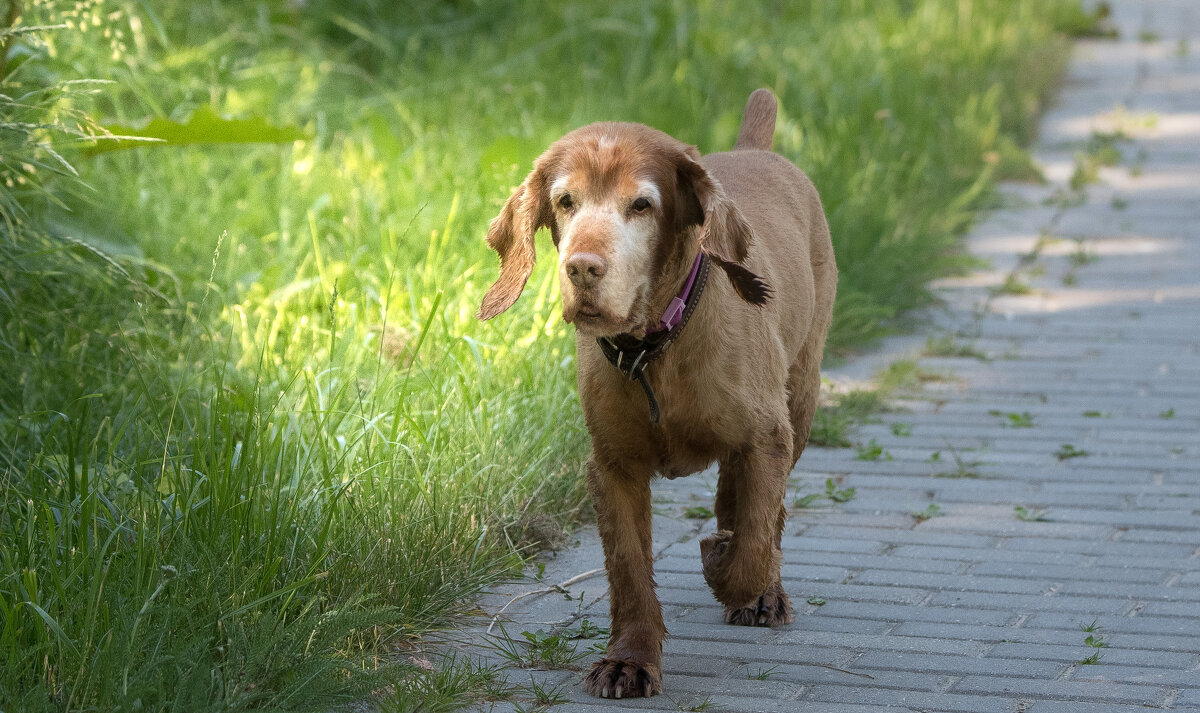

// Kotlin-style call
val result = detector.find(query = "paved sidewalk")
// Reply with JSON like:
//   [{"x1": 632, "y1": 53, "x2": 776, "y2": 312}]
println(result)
[{"x1": 465, "y1": 2, "x2": 1200, "y2": 710}]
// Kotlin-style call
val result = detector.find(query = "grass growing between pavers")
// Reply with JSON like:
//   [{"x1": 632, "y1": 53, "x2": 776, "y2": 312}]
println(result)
[{"x1": 1, "y1": 0, "x2": 1096, "y2": 709}]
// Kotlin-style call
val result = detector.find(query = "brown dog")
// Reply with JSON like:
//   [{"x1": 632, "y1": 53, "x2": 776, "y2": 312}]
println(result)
[{"x1": 478, "y1": 89, "x2": 836, "y2": 698}]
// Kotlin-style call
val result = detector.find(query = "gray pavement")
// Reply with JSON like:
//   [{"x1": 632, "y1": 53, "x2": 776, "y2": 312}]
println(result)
[{"x1": 463, "y1": 2, "x2": 1200, "y2": 710}]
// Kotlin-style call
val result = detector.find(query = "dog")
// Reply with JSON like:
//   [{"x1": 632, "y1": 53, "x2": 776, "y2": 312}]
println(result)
[{"x1": 478, "y1": 89, "x2": 837, "y2": 698}]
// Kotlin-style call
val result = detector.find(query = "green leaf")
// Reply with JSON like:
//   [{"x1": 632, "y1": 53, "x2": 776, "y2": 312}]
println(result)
[{"x1": 87, "y1": 105, "x2": 308, "y2": 154}]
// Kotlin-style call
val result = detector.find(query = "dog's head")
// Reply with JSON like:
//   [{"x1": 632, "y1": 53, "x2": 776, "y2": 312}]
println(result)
[{"x1": 477, "y1": 122, "x2": 769, "y2": 335}]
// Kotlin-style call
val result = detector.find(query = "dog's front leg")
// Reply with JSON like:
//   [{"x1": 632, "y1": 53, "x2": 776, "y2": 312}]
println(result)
[
  {"x1": 582, "y1": 455, "x2": 663, "y2": 699},
  {"x1": 700, "y1": 423, "x2": 792, "y2": 614}
]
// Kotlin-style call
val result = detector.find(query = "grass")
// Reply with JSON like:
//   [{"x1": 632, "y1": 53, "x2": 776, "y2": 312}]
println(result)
[{"x1": 2, "y1": 0, "x2": 1083, "y2": 709}]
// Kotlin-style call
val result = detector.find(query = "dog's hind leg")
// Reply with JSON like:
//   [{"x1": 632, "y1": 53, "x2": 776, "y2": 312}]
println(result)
[{"x1": 582, "y1": 456, "x2": 664, "y2": 699}]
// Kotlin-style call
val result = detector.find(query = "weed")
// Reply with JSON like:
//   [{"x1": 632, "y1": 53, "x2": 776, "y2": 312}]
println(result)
[
  {"x1": 527, "y1": 675, "x2": 568, "y2": 706},
  {"x1": 1055, "y1": 444, "x2": 1090, "y2": 461},
  {"x1": 1111, "y1": 195, "x2": 1128, "y2": 210},
  {"x1": 562, "y1": 619, "x2": 609, "y2": 640},
  {"x1": 891, "y1": 422, "x2": 913, "y2": 437},
  {"x1": 489, "y1": 626, "x2": 588, "y2": 670},
  {"x1": 807, "y1": 597, "x2": 827, "y2": 606},
  {"x1": 384, "y1": 655, "x2": 504, "y2": 713},
  {"x1": 1069, "y1": 239, "x2": 1098, "y2": 267},
  {"x1": 1051, "y1": 1, "x2": 1117, "y2": 38},
  {"x1": 1077, "y1": 623, "x2": 1108, "y2": 665},
  {"x1": 932, "y1": 442, "x2": 983, "y2": 479},
  {"x1": 794, "y1": 491, "x2": 826, "y2": 509},
  {"x1": 1160, "y1": 408, "x2": 1175, "y2": 419},
  {"x1": 1138, "y1": 29, "x2": 1161, "y2": 42},
  {"x1": 684, "y1": 506, "x2": 715, "y2": 520},
  {"x1": 810, "y1": 389, "x2": 886, "y2": 448},
  {"x1": 1083, "y1": 410, "x2": 1109, "y2": 418},
  {"x1": 1062, "y1": 270, "x2": 1078, "y2": 286},
  {"x1": 747, "y1": 664, "x2": 780, "y2": 680},
  {"x1": 1014, "y1": 506, "x2": 1050, "y2": 521},
  {"x1": 924, "y1": 335, "x2": 989, "y2": 360},
  {"x1": 826, "y1": 478, "x2": 857, "y2": 503},
  {"x1": 993, "y1": 273, "x2": 1033, "y2": 296},
  {"x1": 991, "y1": 410, "x2": 1036, "y2": 428},
  {"x1": 855, "y1": 438, "x2": 893, "y2": 462},
  {"x1": 912, "y1": 503, "x2": 942, "y2": 523},
  {"x1": 794, "y1": 478, "x2": 855, "y2": 509}
]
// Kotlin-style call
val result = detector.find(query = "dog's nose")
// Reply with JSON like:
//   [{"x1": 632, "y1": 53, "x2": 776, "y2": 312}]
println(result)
[{"x1": 565, "y1": 253, "x2": 608, "y2": 289}]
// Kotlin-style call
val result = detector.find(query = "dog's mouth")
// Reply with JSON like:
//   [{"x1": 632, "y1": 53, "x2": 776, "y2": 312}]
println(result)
[{"x1": 564, "y1": 302, "x2": 639, "y2": 337}]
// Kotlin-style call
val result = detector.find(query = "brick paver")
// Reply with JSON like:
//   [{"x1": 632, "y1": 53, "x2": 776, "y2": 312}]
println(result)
[{"x1": 465, "y1": 2, "x2": 1200, "y2": 710}]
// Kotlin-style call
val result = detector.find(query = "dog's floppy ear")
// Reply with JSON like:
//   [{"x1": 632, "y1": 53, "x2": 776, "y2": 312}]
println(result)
[
  {"x1": 677, "y1": 155, "x2": 771, "y2": 305},
  {"x1": 477, "y1": 161, "x2": 553, "y2": 320}
]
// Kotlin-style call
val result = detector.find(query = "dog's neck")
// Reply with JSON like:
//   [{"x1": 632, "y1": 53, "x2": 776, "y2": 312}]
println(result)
[{"x1": 639, "y1": 233, "x2": 702, "y2": 337}]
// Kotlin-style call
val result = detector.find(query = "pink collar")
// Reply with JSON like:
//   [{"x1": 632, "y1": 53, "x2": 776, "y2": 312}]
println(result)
[{"x1": 649, "y1": 251, "x2": 704, "y2": 333}]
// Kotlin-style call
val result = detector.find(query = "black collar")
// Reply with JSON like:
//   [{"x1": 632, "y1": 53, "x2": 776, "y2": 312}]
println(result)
[{"x1": 596, "y1": 253, "x2": 711, "y2": 423}]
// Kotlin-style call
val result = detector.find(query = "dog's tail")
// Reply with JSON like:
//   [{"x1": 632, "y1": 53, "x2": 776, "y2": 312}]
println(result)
[{"x1": 733, "y1": 88, "x2": 777, "y2": 151}]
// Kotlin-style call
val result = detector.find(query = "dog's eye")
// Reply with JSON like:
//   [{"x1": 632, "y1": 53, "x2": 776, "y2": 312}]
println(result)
[
  {"x1": 631, "y1": 197, "x2": 651, "y2": 213},
  {"x1": 558, "y1": 194, "x2": 574, "y2": 211}
]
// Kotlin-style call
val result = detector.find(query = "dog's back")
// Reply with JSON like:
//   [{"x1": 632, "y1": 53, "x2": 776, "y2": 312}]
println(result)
[{"x1": 701, "y1": 92, "x2": 837, "y2": 364}]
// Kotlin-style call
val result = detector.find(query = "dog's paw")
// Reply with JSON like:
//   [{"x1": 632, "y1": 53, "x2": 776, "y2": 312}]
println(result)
[
  {"x1": 583, "y1": 658, "x2": 661, "y2": 698},
  {"x1": 724, "y1": 580, "x2": 794, "y2": 627},
  {"x1": 699, "y1": 530, "x2": 732, "y2": 577}
]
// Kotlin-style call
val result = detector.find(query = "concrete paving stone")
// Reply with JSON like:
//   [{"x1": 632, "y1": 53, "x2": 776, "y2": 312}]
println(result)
[
  {"x1": 655, "y1": 557, "x2": 853, "y2": 585},
  {"x1": 1026, "y1": 611, "x2": 1200, "y2": 637},
  {"x1": 1000, "y1": 538, "x2": 1196, "y2": 559},
  {"x1": 887, "y1": 544, "x2": 1069, "y2": 566},
  {"x1": 771, "y1": 630, "x2": 989, "y2": 657},
  {"x1": 658, "y1": 582, "x2": 930, "y2": 609},
  {"x1": 797, "y1": 526, "x2": 999, "y2": 550},
  {"x1": 951, "y1": 675, "x2": 1165, "y2": 705},
  {"x1": 1176, "y1": 687, "x2": 1200, "y2": 708},
  {"x1": 850, "y1": 569, "x2": 1054, "y2": 595},
  {"x1": 1025, "y1": 702, "x2": 1190, "y2": 713},
  {"x1": 809, "y1": 600, "x2": 1016, "y2": 627},
  {"x1": 969, "y1": 561, "x2": 1171, "y2": 584},
  {"x1": 890, "y1": 620, "x2": 1200, "y2": 655},
  {"x1": 1071, "y1": 664, "x2": 1200, "y2": 687},
  {"x1": 1058, "y1": 578, "x2": 1200, "y2": 602},
  {"x1": 928, "y1": 591, "x2": 1132, "y2": 615},
  {"x1": 663, "y1": 639, "x2": 858, "y2": 669},
  {"x1": 781, "y1": 549, "x2": 968, "y2": 575},
  {"x1": 668, "y1": 611, "x2": 895, "y2": 635},
  {"x1": 802, "y1": 684, "x2": 1019, "y2": 713},
  {"x1": 986, "y1": 642, "x2": 1198, "y2": 669},
  {"x1": 775, "y1": 535, "x2": 890, "y2": 554},
  {"x1": 1137, "y1": 599, "x2": 1200, "y2": 618},
  {"x1": 852, "y1": 650, "x2": 1066, "y2": 679},
  {"x1": 667, "y1": 658, "x2": 949, "y2": 693}
]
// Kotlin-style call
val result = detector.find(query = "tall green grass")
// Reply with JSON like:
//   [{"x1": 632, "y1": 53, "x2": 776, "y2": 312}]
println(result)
[{"x1": 2, "y1": 0, "x2": 1086, "y2": 709}]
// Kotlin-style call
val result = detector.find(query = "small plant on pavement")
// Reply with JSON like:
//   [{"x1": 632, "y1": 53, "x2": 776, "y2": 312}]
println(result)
[
  {"x1": 1014, "y1": 506, "x2": 1050, "y2": 522},
  {"x1": 912, "y1": 503, "x2": 942, "y2": 523},
  {"x1": 991, "y1": 410, "x2": 1035, "y2": 428},
  {"x1": 1055, "y1": 444, "x2": 1090, "y2": 461},
  {"x1": 855, "y1": 438, "x2": 892, "y2": 461}
]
